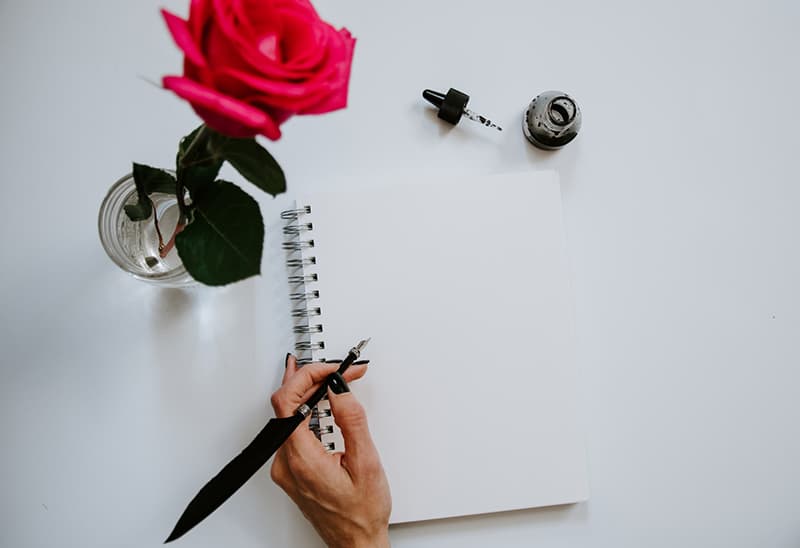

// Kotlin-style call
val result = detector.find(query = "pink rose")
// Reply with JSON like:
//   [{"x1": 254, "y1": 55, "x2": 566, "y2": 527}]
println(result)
[{"x1": 161, "y1": 0, "x2": 356, "y2": 140}]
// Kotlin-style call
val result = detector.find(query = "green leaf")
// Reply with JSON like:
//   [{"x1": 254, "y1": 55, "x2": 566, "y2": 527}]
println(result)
[
  {"x1": 212, "y1": 136, "x2": 286, "y2": 196},
  {"x1": 178, "y1": 125, "x2": 206, "y2": 158},
  {"x1": 176, "y1": 125, "x2": 222, "y2": 193},
  {"x1": 175, "y1": 180, "x2": 264, "y2": 286},
  {"x1": 136, "y1": 163, "x2": 176, "y2": 194},
  {"x1": 124, "y1": 201, "x2": 151, "y2": 221},
  {"x1": 123, "y1": 163, "x2": 176, "y2": 221}
]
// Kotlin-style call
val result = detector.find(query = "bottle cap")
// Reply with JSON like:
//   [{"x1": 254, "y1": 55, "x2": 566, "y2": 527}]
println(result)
[{"x1": 523, "y1": 91, "x2": 582, "y2": 150}]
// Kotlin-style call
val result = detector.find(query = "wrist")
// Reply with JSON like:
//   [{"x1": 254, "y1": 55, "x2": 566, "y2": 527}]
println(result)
[
  {"x1": 352, "y1": 529, "x2": 390, "y2": 548},
  {"x1": 329, "y1": 527, "x2": 390, "y2": 548}
]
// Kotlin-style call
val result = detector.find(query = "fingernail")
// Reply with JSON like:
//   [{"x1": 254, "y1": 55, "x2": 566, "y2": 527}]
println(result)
[
  {"x1": 353, "y1": 359, "x2": 370, "y2": 365},
  {"x1": 285, "y1": 353, "x2": 291, "y2": 368},
  {"x1": 328, "y1": 372, "x2": 350, "y2": 394},
  {"x1": 326, "y1": 359, "x2": 343, "y2": 364}
]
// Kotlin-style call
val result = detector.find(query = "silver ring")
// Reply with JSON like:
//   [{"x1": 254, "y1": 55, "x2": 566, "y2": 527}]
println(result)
[
  {"x1": 293, "y1": 324, "x2": 323, "y2": 334},
  {"x1": 288, "y1": 274, "x2": 318, "y2": 284},
  {"x1": 296, "y1": 404, "x2": 311, "y2": 417},
  {"x1": 286, "y1": 257, "x2": 316, "y2": 268},
  {"x1": 280, "y1": 206, "x2": 311, "y2": 220},
  {"x1": 291, "y1": 307, "x2": 321, "y2": 318},
  {"x1": 289, "y1": 290, "x2": 319, "y2": 301},
  {"x1": 312, "y1": 408, "x2": 332, "y2": 418},
  {"x1": 317, "y1": 425, "x2": 334, "y2": 434},
  {"x1": 295, "y1": 341, "x2": 325, "y2": 351},
  {"x1": 282, "y1": 240, "x2": 314, "y2": 251},
  {"x1": 283, "y1": 223, "x2": 313, "y2": 235},
  {"x1": 323, "y1": 442, "x2": 335, "y2": 451}
]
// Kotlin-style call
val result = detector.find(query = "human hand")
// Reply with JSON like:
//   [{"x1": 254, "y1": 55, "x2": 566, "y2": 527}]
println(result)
[{"x1": 270, "y1": 355, "x2": 392, "y2": 548}]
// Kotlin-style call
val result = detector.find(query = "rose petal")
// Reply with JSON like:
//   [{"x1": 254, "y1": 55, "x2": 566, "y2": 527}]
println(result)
[
  {"x1": 209, "y1": 24, "x2": 354, "y2": 114},
  {"x1": 226, "y1": 0, "x2": 329, "y2": 78},
  {"x1": 163, "y1": 75, "x2": 281, "y2": 139},
  {"x1": 161, "y1": 9, "x2": 207, "y2": 68},
  {"x1": 272, "y1": 12, "x2": 324, "y2": 68},
  {"x1": 204, "y1": 12, "x2": 310, "y2": 81},
  {"x1": 217, "y1": 66, "x2": 332, "y2": 99},
  {"x1": 299, "y1": 30, "x2": 356, "y2": 114},
  {"x1": 187, "y1": 0, "x2": 213, "y2": 44}
]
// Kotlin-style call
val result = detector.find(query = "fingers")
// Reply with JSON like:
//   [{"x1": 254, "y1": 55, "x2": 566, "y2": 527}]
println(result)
[
  {"x1": 327, "y1": 389, "x2": 381, "y2": 475},
  {"x1": 280, "y1": 355, "x2": 368, "y2": 386},
  {"x1": 283, "y1": 415, "x2": 328, "y2": 459},
  {"x1": 281, "y1": 353, "x2": 298, "y2": 385},
  {"x1": 271, "y1": 361, "x2": 337, "y2": 416},
  {"x1": 342, "y1": 363, "x2": 367, "y2": 383}
]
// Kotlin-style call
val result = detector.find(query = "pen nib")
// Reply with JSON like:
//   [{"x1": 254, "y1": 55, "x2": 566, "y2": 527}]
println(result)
[{"x1": 356, "y1": 338, "x2": 371, "y2": 352}]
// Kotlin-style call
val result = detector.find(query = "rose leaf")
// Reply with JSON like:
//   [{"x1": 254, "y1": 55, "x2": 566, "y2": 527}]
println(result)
[
  {"x1": 175, "y1": 180, "x2": 264, "y2": 286},
  {"x1": 123, "y1": 163, "x2": 176, "y2": 221},
  {"x1": 213, "y1": 137, "x2": 286, "y2": 197}
]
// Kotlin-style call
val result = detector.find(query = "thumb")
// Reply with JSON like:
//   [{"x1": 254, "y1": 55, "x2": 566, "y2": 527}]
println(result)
[{"x1": 328, "y1": 387, "x2": 379, "y2": 473}]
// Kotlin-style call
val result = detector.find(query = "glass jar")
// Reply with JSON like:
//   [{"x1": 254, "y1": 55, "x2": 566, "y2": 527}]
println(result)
[{"x1": 98, "y1": 173, "x2": 195, "y2": 287}]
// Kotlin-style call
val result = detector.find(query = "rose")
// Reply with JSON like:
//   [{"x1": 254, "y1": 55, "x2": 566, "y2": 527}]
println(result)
[{"x1": 161, "y1": 0, "x2": 356, "y2": 140}]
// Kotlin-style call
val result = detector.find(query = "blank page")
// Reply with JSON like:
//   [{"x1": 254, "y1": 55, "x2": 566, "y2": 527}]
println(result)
[{"x1": 297, "y1": 171, "x2": 587, "y2": 523}]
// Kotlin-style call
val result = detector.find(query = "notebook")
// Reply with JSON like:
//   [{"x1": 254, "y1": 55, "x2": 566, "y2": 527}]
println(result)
[{"x1": 281, "y1": 171, "x2": 587, "y2": 524}]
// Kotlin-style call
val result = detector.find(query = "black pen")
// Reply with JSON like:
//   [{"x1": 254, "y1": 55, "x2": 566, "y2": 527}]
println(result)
[
  {"x1": 299, "y1": 339, "x2": 370, "y2": 406},
  {"x1": 166, "y1": 338, "x2": 371, "y2": 543}
]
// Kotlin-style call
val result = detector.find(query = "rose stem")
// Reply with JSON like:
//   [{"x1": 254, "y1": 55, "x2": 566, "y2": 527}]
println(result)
[
  {"x1": 160, "y1": 124, "x2": 211, "y2": 258},
  {"x1": 151, "y1": 198, "x2": 165, "y2": 251},
  {"x1": 159, "y1": 222, "x2": 185, "y2": 258}
]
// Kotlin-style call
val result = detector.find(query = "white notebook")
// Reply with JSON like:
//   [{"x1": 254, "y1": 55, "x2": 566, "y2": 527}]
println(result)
[{"x1": 281, "y1": 171, "x2": 587, "y2": 523}]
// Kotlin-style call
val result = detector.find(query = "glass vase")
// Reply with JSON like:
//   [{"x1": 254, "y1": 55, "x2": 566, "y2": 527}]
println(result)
[{"x1": 98, "y1": 173, "x2": 195, "y2": 287}]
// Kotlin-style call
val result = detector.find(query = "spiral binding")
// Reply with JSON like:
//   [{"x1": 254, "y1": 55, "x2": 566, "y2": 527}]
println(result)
[
  {"x1": 282, "y1": 205, "x2": 323, "y2": 365},
  {"x1": 283, "y1": 204, "x2": 345, "y2": 453}
]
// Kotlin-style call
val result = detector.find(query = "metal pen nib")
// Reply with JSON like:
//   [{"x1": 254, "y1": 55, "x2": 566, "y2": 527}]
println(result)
[{"x1": 352, "y1": 338, "x2": 371, "y2": 358}]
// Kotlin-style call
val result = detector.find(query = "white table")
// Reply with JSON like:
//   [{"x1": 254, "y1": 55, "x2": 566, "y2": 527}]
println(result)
[{"x1": 2, "y1": 1, "x2": 799, "y2": 546}]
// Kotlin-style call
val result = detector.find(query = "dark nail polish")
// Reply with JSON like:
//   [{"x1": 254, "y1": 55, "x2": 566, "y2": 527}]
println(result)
[
  {"x1": 328, "y1": 372, "x2": 350, "y2": 394},
  {"x1": 326, "y1": 359, "x2": 343, "y2": 364},
  {"x1": 353, "y1": 359, "x2": 370, "y2": 365},
  {"x1": 285, "y1": 353, "x2": 291, "y2": 368}
]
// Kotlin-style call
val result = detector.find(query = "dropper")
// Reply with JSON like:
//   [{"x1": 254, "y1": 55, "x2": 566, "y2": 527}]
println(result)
[{"x1": 423, "y1": 88, "x2": 502, "y2": 131}]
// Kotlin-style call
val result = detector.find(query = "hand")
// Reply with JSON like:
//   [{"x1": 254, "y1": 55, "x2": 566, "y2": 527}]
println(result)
[{"x1": 270, "y1": 355, "x2": 392, "y2": 548}]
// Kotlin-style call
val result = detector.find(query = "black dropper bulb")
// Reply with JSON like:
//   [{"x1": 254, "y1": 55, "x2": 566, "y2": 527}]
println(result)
[
  {"x1": 422, "y1": 88, "x2": 469, "y2": 124},
  {"x1": 422, "y1": 89, "x2": 446, "y2": 108}
]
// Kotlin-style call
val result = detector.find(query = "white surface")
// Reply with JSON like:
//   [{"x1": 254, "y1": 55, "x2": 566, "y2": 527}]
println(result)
[
  {"x1": 298, "y1": 172, "x2": 587, "y2": 523},
  {"x1": 0, "y1": 1, "x2": 798, "y2": 547}
]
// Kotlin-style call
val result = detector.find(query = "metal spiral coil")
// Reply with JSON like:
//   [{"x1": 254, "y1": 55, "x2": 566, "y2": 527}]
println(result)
[
  {"x1": 286, "y1": 257, "x2": 316, "y2": 268},
  {"x1": 312, "y1": 408, "x2": 333, "y2": 418},
  {"x1": 295, "y1": 341, "x2": 325, "y2": 351},
  {"x1": 280, "y1": 206, "x2": 311, "y2": 220},
  {"x1": 293, "y1": 324, "x2": 323, "y2": 334},
  {"x1": 290, "y1": 290, "x2": 320, "y2": 301},
  {"x1": 291, "y1": 307, "x2": 321, "y2": 318},
  {"x1": 283, "y1": 223, "x2": 313, "y2": 235},
  {"x1": 288, "y1": 273, "x2": 318, "y2": 284},
  {"x1": 282, "y1": 240, "x2": 314, "y2": 251}
]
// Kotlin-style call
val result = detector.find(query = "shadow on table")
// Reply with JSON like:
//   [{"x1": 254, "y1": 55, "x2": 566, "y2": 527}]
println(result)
[{"x1": 390, "y1": 502, "x2": 589, "y2": 541}]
